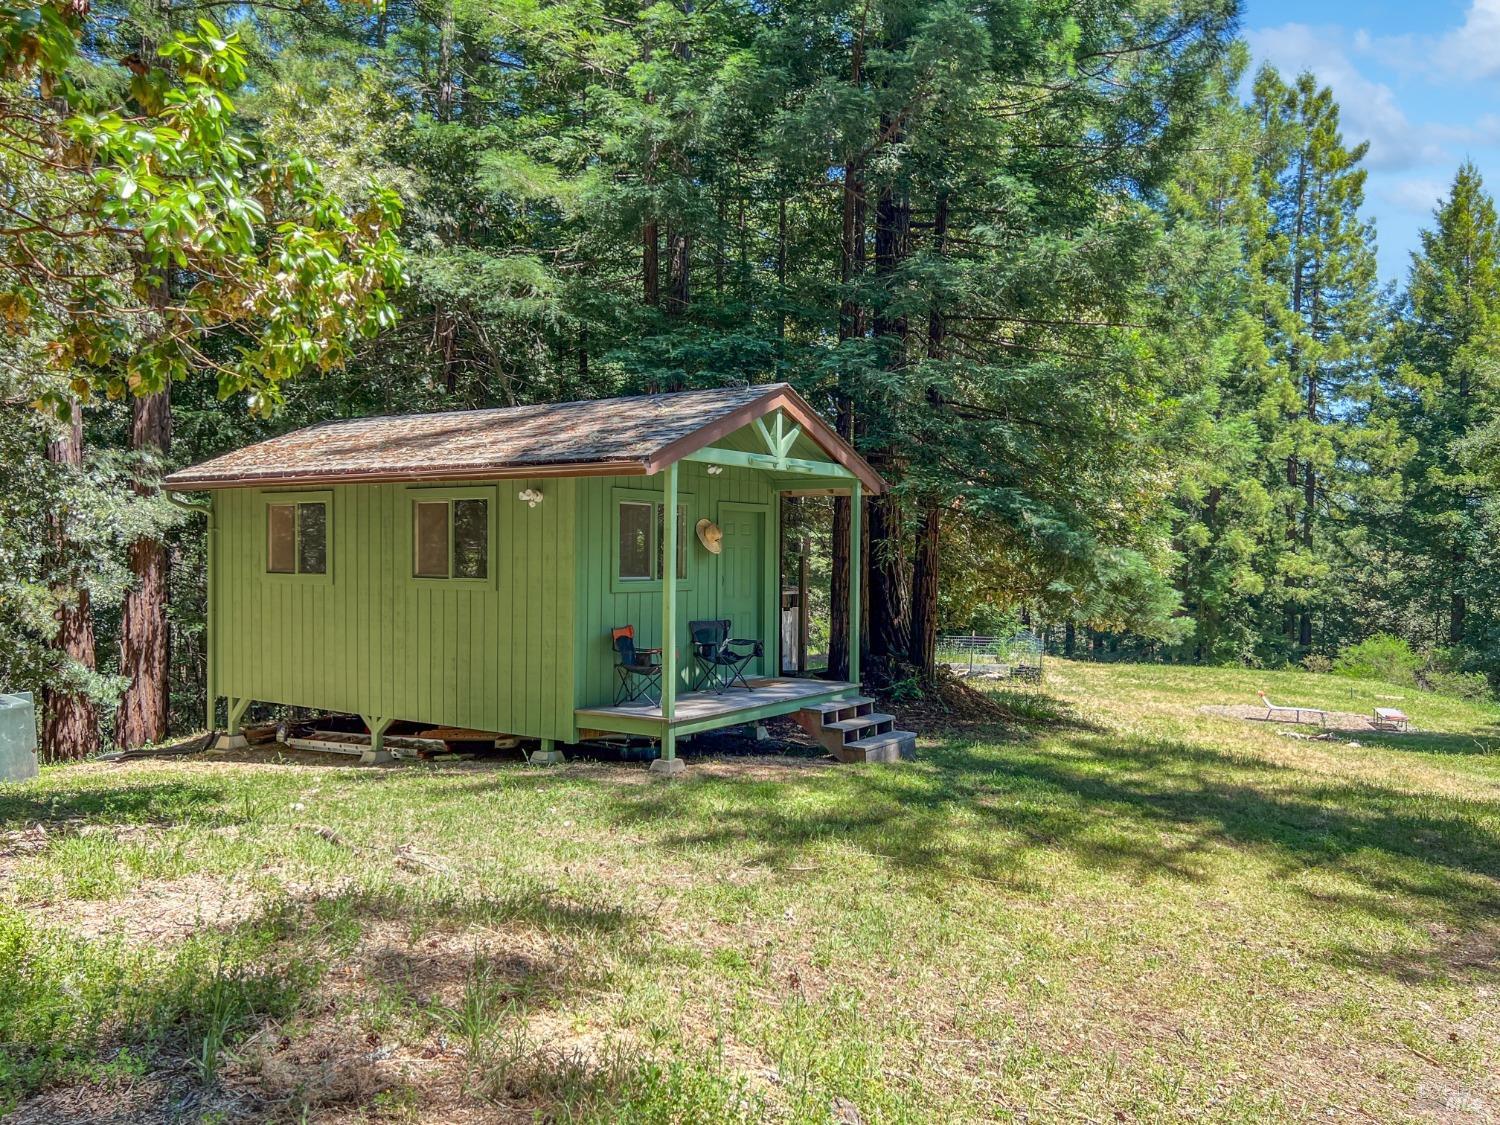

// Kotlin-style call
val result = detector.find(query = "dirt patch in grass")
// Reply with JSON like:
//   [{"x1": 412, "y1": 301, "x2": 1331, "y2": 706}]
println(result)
[
  {"x1": 220, "y1": 913, "x2": 630, "y2": 1122},
  {"x1": 1200, "y1": 703, "x2": 1404, "y2": 733},
  {"x1": 23, "y1": 873, "x2": 266, "y2": 943},
  {"x1": 3, "y1": 1065, "x2": 240, "y2": 1125}
]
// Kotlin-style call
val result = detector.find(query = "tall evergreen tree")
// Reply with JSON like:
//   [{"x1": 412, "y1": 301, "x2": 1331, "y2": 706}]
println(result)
[
  {"x1": 1385, "y1": 163, "x2": 1500, "y2": 658},
  {"x1": 1251, "y1": 68, "x2": 1382, "y2": 656}
]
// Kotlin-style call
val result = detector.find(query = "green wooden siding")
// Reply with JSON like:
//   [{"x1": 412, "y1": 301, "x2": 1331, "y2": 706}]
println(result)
[
  {"x1": 212, "y1": 476, "x2": 577, "y2": 741},
  {"x1": 208, "y1": 423, "x2": 803, "y2": 743},
  {"x1": 572, "y1": 460, "x2": 781, "y2": 715}
]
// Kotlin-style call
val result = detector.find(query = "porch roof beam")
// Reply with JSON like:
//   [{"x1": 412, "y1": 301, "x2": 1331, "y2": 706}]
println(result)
[
  {"x1": 753, "y1": 413, "x2": 804, "y2": 469},
  {"x1": 682, "y1": 446, "x2": 853, "y2": 478}
]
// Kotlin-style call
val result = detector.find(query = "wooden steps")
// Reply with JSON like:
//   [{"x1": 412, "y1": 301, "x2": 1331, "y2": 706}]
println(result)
[{"x1": 792, "y1": 697, "x2": 916, "y2": 763}]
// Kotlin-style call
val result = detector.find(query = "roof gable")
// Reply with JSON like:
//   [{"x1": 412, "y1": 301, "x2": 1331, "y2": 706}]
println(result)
[{"x1": 163, "y1": 384, "x2": 884, "y2": 493}]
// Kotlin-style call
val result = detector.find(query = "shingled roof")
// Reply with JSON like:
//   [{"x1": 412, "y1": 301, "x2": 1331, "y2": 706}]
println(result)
[{"x1": 163, "y1": 383, "x2": 884, "y2": 492}]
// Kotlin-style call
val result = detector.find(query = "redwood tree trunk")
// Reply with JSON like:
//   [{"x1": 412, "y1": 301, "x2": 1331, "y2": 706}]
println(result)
[
  {"x1": 829, "y1": 496, "x2": 851, "y2": 680},
  {"x1": 907, "y1": 505, "x2": 941, "y2": 676},
  {"x1": 643, "y1": 218, "x2": 659, "y2": 309},
  {"x1": 864, "y1": 160, "x2": 912, "y2": 670},
  {"x1": 666, "y1": 226, "x2": 690, "y2": 317},
  {"x1": 866, "y1": 492, "x2": 909, "y2": 664},
  {"x1": 116, "y1": 389, "x2": 171, "y2": 749},
  {"x1": 42, "y1": 401, "x2": 100, "y2": 762},
  {"x1": 1451, "y1": 546, "x2": 1466, "y2": 645},
  {"x1": 828, "y1": 93, "x2": 866, "y2": 681},
  {"x1": 828, "y1": 400, "x2": 855, "y2": 681},
  {"x1": 906, "y1": 191, "x2": 948, "y2": 681}
]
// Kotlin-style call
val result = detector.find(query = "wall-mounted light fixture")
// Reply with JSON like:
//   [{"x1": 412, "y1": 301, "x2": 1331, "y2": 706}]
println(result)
[
  {"x1": 518, "y1": 487, "x2": 544, "y2": 508},
  {"x1": 706, "y1": 465, "x2": 724, "y2": 476}
]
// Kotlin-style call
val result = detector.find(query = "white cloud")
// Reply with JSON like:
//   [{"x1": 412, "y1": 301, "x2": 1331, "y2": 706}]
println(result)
[
  {"x1": 1431, "y1": 0, "x2": 1500, "y2": 80},
  {"x1": 1380, "y1": 177, "x2": 1449, "y2": 215},
  {"x1": 1353, "y1": 0, "x2": 1500, "y2": 83},
  {"x1": 1245, "y1": 23, "x2": 1448, "y2": 172}
]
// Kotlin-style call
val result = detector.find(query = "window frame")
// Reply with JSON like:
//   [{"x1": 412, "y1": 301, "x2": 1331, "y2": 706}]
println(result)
[
  {"x1": 402, "y1": 484, "x2": 498, "y2": 589},
  {"x1": 259, "y1": 490, "x2": 334, "y2": 586},
  {"x1": 610, "y1": 486, "x2": 695, "y2": 594}
]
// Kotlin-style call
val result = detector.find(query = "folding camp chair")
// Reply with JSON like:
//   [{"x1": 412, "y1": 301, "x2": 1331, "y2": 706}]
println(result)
[
  {"x1": 611, "y1": 626, "x2": 663, "y2": 705},
  {"x1": 688, "y1": 619, "x2": 763, "y2": 693}
]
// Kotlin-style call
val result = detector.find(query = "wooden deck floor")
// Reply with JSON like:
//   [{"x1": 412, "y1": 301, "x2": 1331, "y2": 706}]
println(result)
[{"x1": 575, "y1": 677, "x2": 859, "y2": 738}]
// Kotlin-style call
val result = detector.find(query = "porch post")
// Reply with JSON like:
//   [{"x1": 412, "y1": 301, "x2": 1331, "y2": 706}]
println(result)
[
  {"x1": 849, "y1": 479, "x2": 863, "y2": 685},
  {"x1": 205, "y1": 497, "x2": 217, "y2": 733},
  {"x1": 653, "y1": 462, "x2": 683, "y2": 772}
]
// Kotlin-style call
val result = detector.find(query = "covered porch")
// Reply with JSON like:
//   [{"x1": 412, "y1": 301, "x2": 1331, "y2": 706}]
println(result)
[
  {"x1": 576, "y1": 676, "x2": 862, "y2": 740},
  {"x1": 605, "y1": 404, "x2": 874, "y2": 773}
]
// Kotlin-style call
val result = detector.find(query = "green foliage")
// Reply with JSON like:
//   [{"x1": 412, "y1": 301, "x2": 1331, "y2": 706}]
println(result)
[
  {"x1": 1422, "y1": 668, "x2": 1493, "y2": 702},
  {"x1": 12, "y1": 0, "x2": 1500, "y2": 746},
  {"x1": 1331, "y1": 633, "x2": 1421, "y2": 685},
  {"x1": 1161, "y1": 58, "x2": 1392, "y2": 666},
  {"x1": 1365, "y1": 163, "x2": 1500, "y2": 670},
  {"x1": 0, "y1": 401, "x2": 168, "y2": 723},
  {"x1": 0, "y1": 1, "x2": 406, "y2": 417},
  {"x1": 0, "y1": 0, "x2": 408, "y2": 743}
]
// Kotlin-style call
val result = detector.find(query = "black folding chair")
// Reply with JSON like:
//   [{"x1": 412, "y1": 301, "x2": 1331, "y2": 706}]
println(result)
[
  {"x1": 688, "y1": 619, "x2": 763, "y2": 693},
  {"x1": 611, "y1": 626, "x2": 663, "y2": 705}
]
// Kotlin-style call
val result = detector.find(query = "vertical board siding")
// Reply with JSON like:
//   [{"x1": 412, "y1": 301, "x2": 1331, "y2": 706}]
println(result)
[
  {"x1": 572, "y1": 459, "x2": 780, "y2": 713},
  {"x1": 213, "y1": 477, "x2": 577, "y2": 741}
]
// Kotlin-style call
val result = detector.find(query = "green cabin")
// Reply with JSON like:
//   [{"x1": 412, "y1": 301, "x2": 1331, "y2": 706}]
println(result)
[{"x1": 164, "y1": 384, "x2": 898, "y2": 771}]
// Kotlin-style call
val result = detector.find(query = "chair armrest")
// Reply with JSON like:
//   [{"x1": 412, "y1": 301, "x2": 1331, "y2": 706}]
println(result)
[
  {"x1": 637, "y1": 647, "x2": 663, "y2": 655},
  {"x1": 728, "y1": 638, "x2": 764, "y2": 655}
]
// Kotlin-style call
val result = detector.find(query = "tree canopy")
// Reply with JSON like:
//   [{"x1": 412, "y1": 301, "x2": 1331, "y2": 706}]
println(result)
[{"x1": 6, "y1": 0, "x2": 1500, "y2": 756}]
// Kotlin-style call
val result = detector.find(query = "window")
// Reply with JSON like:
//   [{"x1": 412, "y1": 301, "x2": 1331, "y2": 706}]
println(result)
[
  {"x1": 410, "y1": 493, "x2": 490, "y2": 582},
  {"x1": 657, "y1": 502, "x2": 688, "y2": 581},
  {"x1": 414, "y1": 501, "x2": 449, "y2": 578},
  {"x1": 453, "y1": 499, "x2": 488, "y2": 578},
  {"x1": 265, "y1": 498, "x2": 328, "y2": 576},
  {"x1": 615, "y1": 494, "x2": 688, "y2": 583},
  {"x1": 619, "y1": 500, "x2": 654, "y2": 580}
]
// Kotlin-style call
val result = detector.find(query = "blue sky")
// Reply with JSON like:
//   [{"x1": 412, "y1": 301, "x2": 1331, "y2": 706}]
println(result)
[{"x1": 1244, "y1": 0, "x2": 1500, "y2": 284}]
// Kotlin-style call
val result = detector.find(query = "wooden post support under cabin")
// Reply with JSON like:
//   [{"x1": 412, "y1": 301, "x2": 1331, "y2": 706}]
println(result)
[
  {"x1": 360, "y1": 714, "x2": 394, "y2": 765},
  {"x1": 215, "y1": 695, "x2": 252, "y2": 750},
  {"x1": 850, "y1": 478, "x2": 863, "y2": 685},
  {"x1": 650, "y1": 463, "x2": 683, "y2": 776},
  {"x1": 530, "y1": 738, "x2": 565, "y2": 764}
]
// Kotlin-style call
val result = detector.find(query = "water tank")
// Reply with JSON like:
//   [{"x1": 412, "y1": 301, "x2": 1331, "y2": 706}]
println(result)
[{"x1": 0, "y1": 692, "x2": 39, "y2": 782}]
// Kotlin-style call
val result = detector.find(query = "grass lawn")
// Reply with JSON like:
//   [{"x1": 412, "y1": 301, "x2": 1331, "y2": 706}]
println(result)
[{"x1": 2, "y1": 661, "x2": 1498, "y2": 1122}]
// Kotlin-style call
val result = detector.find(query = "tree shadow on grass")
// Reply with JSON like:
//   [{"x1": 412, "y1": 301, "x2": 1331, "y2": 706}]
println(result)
[
  {"x1": 0, "y1": 756, "x2": 584, "y2": 831},
  {"x1": 600, "y1": 727, "x2": 1500, "y2": 954},
  {"x1": 1324, "y1": 918, "x2": 1500, "y2": 984},
  {"x1": 2, "y1": 871, "x2": 643, "y2": 1123},
  {"x1": 1356, "y1": 727, "x2": 1500, "y2": 758},
  {"x1": 0, "y1": 780, "x2": 246, "y2": 831}
]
